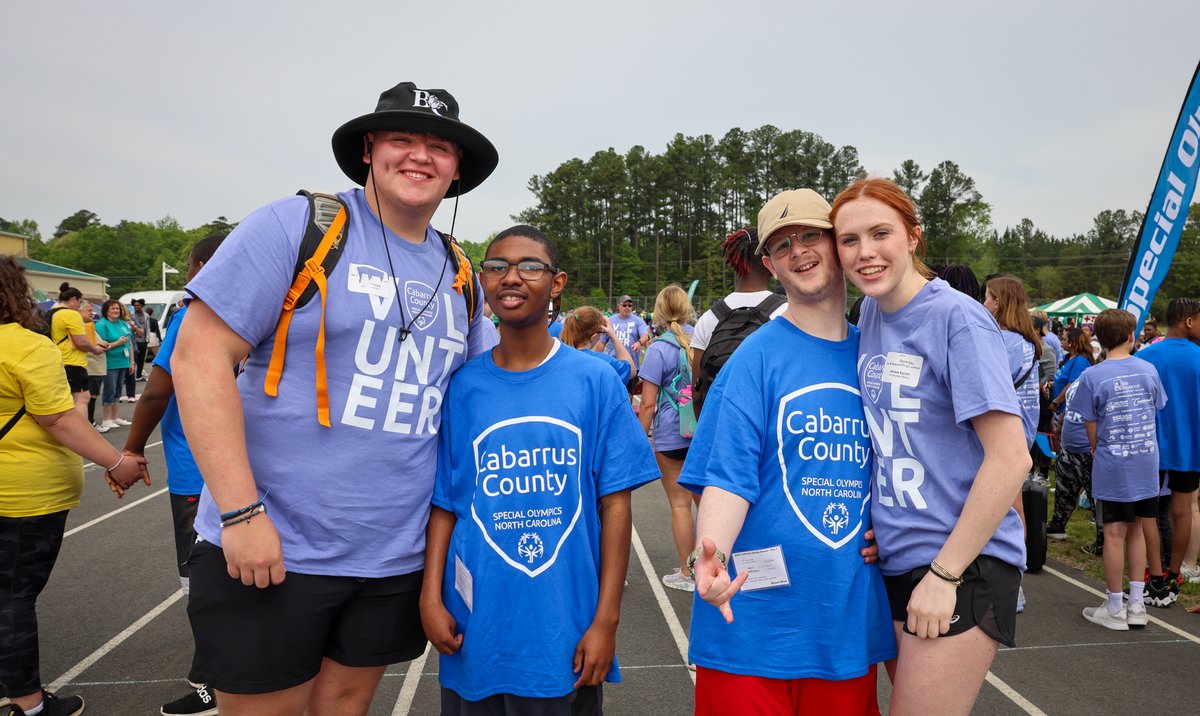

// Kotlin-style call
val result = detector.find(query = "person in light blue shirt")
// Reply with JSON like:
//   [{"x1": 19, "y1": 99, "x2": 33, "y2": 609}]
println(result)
[
  {"x1": 422, "y1": 226, "x2": 657, "y2": 714},
  {"x1": 833, "y1": 179, "x2": 1029, "y2": 714},
  {"x1": 1070, "y1": 309, "x2": 1166, "y2": 625},
  {"x1": 558, "y1": 305, "x2": 637, "y2": 384}
]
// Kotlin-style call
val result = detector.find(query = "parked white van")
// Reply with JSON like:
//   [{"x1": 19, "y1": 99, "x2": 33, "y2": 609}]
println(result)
[{"x1": 118, "y1": 290, "x2": 186, "y2": 332}]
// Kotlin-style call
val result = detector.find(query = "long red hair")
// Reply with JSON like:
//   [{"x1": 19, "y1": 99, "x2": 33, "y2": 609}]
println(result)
[{"x1": 830, "y1": 178, "x2": 935, "y2": 279}]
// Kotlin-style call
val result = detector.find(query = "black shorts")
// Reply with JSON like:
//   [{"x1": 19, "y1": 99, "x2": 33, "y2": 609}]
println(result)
[
  {"x1": 87, "y1": 375, "x2": 105, "y2": 397},
  {"x1": 883, "y1": 555, "x2": 1019, "y2": 648},
  {"x1": 1100, "y1": 496, "x2": 1158, "y2": 523},
  {"x1": 657, "y1": 447, "x2": 689, "y2": 461},
  {"x1": 1164, "y1": 470, "x2": 1200, "y2": 494},
  {"x1": 187, "y1": 540, "x2": 427, "y2": 694},
  {"x1": 64, "y1": 365, "x2": 89, "y2": 393},
  {"x1": 168, "y1": 493, "x2": 201, "y2": 579},
  {"x1": 441, "y1": 685, "x2": 603, "y2": 716}
]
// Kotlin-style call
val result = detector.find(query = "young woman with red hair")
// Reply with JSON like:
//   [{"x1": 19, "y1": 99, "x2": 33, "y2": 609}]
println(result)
[{"x1": 831, "y1": 178, "x2": 1030, "y2": 715}]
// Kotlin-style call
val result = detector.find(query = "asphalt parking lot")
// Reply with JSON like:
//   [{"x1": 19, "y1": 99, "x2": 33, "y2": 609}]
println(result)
[{"x1": 19, "y1": 405, "x2": 1200, "y2": 715}]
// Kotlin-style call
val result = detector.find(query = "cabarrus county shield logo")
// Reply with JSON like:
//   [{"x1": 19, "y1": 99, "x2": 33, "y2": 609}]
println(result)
[
  {"x1": 776, "y1": 382, "x2": 872, "y2": 549},
  {"x1": 403, "y1": 280, "x2": 440, "y2": 330},
  {"x1": 470, "y1": 417, "x2": 583, "y2": 578}
]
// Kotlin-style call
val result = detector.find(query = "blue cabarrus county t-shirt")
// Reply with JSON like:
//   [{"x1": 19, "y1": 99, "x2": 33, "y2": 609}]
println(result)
[
  {"x1": 1001, "y1": 330, "x2": 1039, "y2": 448},
  {"x1": 856, "y1": 279, "x2": 1026, "y2": 574},
  {"x1": 152, "y1": 304, "x2": 203, "y2": 495},
  {"x1": 1059, "y1": 380, "x2": 1092, "y2": 454},
  {"x1": 1069, "y1": 357, "x2": 1167, "y2": 502},
  {"x1": 184, "y1": 188, "x2": 489, "y2": 577},
  {"x1": 548, "y1": 319, "x2": 563, "y2": 338},
  {"x1": 1134, "y1": 338, "x2": 1200, "y2": 472},
  {"x1": 678, "y1": 319, "x2": 896, "y2": 680},
  {"x1": 601, "y1": 313, "x2": 648, "y2": 368},
  {"x1": 639, "y1": 327, "x2": 694, "y2": 453},
  {"x1": 1053, "y1": 355, "x2": 1092, "y2": 413},
  {"x1": 568, "y1": 343, "x2": 631, "y2": 384},
  {"x1": 432, "y1": 344, "x2": 658, "y2": 701}
]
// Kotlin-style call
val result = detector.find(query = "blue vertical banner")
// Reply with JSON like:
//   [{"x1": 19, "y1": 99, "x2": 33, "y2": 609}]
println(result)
[{"x1": 1119, "y1": 61, "x2": 1200, "y2": 332}]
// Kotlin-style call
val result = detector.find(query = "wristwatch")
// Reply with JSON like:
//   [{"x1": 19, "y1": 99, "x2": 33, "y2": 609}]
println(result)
[{"x1": 686, "y1": 545, "x2": 727, "y2": 578}]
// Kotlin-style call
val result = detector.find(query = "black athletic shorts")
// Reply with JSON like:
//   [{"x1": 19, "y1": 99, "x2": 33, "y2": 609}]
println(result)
[
  {"x1": 884, "y1": 555, "x2": 1019, "y2": 648},
  {"x1": 441, "y1": 685, "x2": 603, "y2": 716},
  {"x1": 168, "y1": 493, "x2": 200, "y2": 579},
  {"x1": 657, "y1": 447, "x2": 689, "y2": 461},
  {"x1": 87, "y1": 375, "x2": 104, "y2": 397},
  {"x1": 1164, "y1": 470, "x2": 1200, "y2": 494},
  {"x1": 1100, "y1": 496, "x2": 1158, "y2": 523},
  {"x1": 64, "y1": 365, "x2": 89, "y2": 393},
  {"x1": 187, "y1": 540, "x2": 427, "y2": 694}
]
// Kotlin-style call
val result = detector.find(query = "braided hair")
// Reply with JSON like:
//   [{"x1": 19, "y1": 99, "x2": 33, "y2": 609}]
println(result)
[{"x1": 721, "y1": 227, "x2": 758, "y2": 278}]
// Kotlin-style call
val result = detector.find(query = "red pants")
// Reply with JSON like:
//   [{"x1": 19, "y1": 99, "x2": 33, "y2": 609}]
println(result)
[{"x1": 695, "y1": 664, "x2": 880, "y2": 716}]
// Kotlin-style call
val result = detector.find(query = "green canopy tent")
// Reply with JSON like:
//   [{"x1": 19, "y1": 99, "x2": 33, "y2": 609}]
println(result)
[{"x1": 1034, "y1": 292, "x2": 1117, "y2": 321}]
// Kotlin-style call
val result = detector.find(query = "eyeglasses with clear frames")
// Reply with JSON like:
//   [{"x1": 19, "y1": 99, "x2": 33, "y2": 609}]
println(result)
[
  {"x1": 765, "y1": 229, "x2": 829, "y2": 259},
  {"x1": 479, "y1": 259, "x2": 559, "y2": 281}
]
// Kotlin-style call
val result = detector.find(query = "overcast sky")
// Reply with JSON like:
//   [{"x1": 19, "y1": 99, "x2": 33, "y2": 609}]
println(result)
[{"x1": 4, "y1": 1, "x2": 1198, "y2": 248}]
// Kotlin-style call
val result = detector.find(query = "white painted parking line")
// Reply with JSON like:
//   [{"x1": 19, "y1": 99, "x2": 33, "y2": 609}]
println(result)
[
  {"x1": 1003, "y1": 638, "x2": 1193, "y2": 652},
  {"x1": 63, "y1": 487, "x2": 168, "y2": 539},
  {"x1": 48, "y1": 589, "x2": 185, "y2": 692},
  {"x1": 985, "y1": 672, "x2": 1048, "y2": 716},
  {"x1": 1042, "y1": 565, "x2": 1200, "y2": 646},
  {"x1": 392, "y1": 643, "x2": 431, "y2": 716},
  {"x1": 630, "y1": 525, "x2": 695, "y2": 685}
]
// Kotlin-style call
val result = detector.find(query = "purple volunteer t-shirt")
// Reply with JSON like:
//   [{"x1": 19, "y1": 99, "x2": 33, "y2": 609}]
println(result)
[
  {"x1": 1058, "y1": 380, "x2": 1092, "y2": 454},
  {"x1": 856, "y1": 279, "x2": 1026, "y2": 575},
  {"x1": 640, "y1": 326, "x2": 693, "y2": 453},
  {"x1": 184, "y1": 188, "x2": 489, "y2": 577},
  {"x1": 1069, "y1": 356, "x2": 1166, "y2": 502},
  {"x1": 1001, "y1": 330, "x2": 1039, "y2": 448}
]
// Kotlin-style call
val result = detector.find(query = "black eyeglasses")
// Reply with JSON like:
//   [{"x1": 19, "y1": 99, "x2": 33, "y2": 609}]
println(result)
[
  {"x1": 479, "y1": 259, "x2": 559, "y2": 280},
  {"x1": 765, "y1": 229, "x2": 829, "y2": 259}
]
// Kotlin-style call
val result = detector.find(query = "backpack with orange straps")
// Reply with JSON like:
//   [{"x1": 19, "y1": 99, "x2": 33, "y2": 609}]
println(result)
[{"x1": 265, "y1": 190, "x2": 479, "y2": 427}]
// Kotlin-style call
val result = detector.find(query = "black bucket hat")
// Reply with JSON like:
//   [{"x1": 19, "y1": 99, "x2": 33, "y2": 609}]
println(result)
[{"x1": 331, "y1": 82, "x2": 498, "y2": 197}]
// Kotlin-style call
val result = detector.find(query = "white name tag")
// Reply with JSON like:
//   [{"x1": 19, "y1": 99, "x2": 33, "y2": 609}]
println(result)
[
  {"x1": 882, "y1": 352, "x2": 923, "y2": 387},
  {"x1": 454, "y1": 554, "x2": 473, "y2": 613},
  {"x1": 731, "y1": 545, "x2": 790, "y2": 592}
]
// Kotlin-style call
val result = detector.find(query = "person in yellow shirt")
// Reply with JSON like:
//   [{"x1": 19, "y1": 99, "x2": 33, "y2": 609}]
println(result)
[
  {"x1": 79, "y1": 300, "x2": 110, "y2": 432},
  {"x1": 2, "y1": 257, "x2": 148, "y2": 716},
  {"x1": 48, "y1": 283, "x2": 107, "y2": 418}
]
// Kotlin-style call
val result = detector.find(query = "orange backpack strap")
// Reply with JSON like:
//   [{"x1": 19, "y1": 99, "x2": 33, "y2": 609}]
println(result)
[
  {"x1": 264, "y1": 193, "x2": 347, "y2": 427},
  {"x1": 438, "y1": 231, "x2": 478, "y2": 324}
]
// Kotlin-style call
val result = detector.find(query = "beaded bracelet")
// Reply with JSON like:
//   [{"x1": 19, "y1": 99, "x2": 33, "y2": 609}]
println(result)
[
  {"x1": 929, "y1": 560, "x2": 965, "y2": 587},
  {"x1": 221, "y1": 504, "x2": 266, "y2": 529},
  {"x1": 219, "y1": 487, "x2": 270, "y2": 523}
]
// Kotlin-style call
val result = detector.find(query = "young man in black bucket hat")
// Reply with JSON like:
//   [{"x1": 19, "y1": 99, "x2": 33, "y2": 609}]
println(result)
[{"x1": 171, "y1": 82, "x2": 497, "y2": 715}]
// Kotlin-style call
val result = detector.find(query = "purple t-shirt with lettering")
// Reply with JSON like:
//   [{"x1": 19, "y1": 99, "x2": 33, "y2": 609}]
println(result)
[
  {"x1": 639, "y1": 327, "x2": 693, "y2": 453},
  {"x1": 856, "y1": 279, "x2": 1026, "y2": 574},
  {"x1": 1058, "y1": 380, "x2": 1092, "y2": 454},
  {"x1": 185, "y1": 188, "x2": 488, "y2": 577},
  {"x1": 1001, "y1": 330, "x2": 1039, "y2": 448},
  {"x1": 1069, "y1": 357, "x2": 1166, "y2": 502}
]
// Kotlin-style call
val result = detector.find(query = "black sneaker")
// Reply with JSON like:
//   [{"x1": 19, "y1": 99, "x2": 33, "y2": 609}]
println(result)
[
  {"x1": 1146, "y1": 576, "x2": 1174, "y2": 608},
  {"x1": 1046, "y1": 524, "x2": 1068, "y2": 540},
  {"x1": 1166, "y1": 571, "x2": 1182, "y2": 605},
  {"x1": 1081, "y1": 541, "x2": 1103, "y2": 557},
  {"x1": 10, "y1": 690, "x2": 84, "y2": 716},
  {"x1": 160, "y1": 683, "x2": 217, "y2": 716}
]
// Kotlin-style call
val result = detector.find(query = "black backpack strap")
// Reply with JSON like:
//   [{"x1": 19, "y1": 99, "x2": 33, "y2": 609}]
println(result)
[
  {"x1": 291, "y1": 191, "x2": 349, "y2": 311},
  {"x1": 46, "y1": 307, "x2": 69, "y2": 344},
  {"x1": 1013, "y1": 356, "x2": 1036, "y2": 390},
  {"x1": 0, "y1": 407, "x2": 26, "y2": 441},
  {"x1": 756, "y1": 293, "x2": 787, "y2": 316},
  {"x1": 710, "y1": 299, "x2": 732, "y2": 322}
]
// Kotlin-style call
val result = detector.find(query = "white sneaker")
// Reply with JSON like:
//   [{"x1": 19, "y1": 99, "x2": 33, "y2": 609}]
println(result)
[
  {"x1": 662, "y1": 568, "x2": 696, "y2": 593},
  {"x1": 1083, "y1": 601, "x2": 1129, "y2": 631},
  {"x1": 1181, "y1": 562, "x2": 1200, "y2": 584},
  {"x1": 114, "y1": 418, "x2": 132, "y2": 426},
  {"x1": 1016, "y1": 586, "x2": 1026, "y2": 614},
  {"x1": 102, "y1": 420, "x2": 120, "y2": 429},
  {"x1": 94, "y1": 422, "x2": 111, "y2": 434},
  {"x1": 129, "y1": 394, "x2": 139, "y2": 402},
  {"x1": 118, "y1": 396, "x2": 129, "y2": 403},
  {"x1": 1127, "y1": 602, "x2": 1148, "y2": 628}
]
